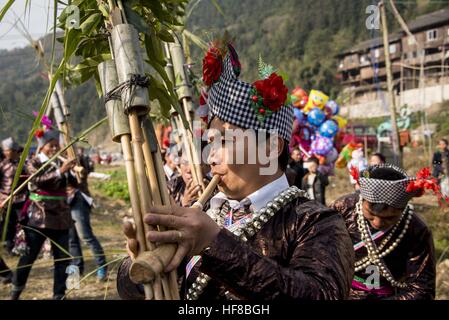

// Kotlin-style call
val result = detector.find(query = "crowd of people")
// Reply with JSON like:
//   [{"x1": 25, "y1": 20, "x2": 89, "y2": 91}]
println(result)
[
  {"x1": 2, "y1": 41, "x2": 449, "y2": 301},
  {"x1": 116, "y1": 43, "x2": 447, "y2": 301},
  {"x1": 0, "y1": 133, "x2": 107, "y2": 300}
]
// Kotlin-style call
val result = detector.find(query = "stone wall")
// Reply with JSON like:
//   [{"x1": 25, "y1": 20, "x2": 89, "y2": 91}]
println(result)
[{"x1": 341, "y1": 83, "x2": 449, "y2": 118}]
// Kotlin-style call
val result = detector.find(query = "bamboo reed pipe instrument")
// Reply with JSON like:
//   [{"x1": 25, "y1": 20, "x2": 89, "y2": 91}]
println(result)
[
  {"x1": 166, "y1": 38, "x2": 206, "y2": 192},
  {"x1": 31, "y1": 40, "x2": 82, "y2": 182},
  {"x1": 128, "y1": 174, "x2": 221, "y2": 284},
  {"x1": 46, "y1": 77, "x2": 82, "y2": 183},
  {"x1": 56, "y1": 156, "x2": 84, "y2": 175},
  {"x1": 104, "y1": 19, "x2": 182, "y2": 299}
]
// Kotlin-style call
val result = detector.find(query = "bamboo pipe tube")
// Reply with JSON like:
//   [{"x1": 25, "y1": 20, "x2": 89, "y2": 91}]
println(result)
[
  {"x1": 169, "y1": 38, "x2": 205, "y2": 191},
  {"x1": 166, "y1": 39, "x2": 205, "y2": 193},
  {"x1": 140, "y1": 120, "x2": 172, "y2": 300},
  {"x1": 143, "y1": 118, "x2": 180, "y2": 300},
  {"x1": 50, "y1": 77, "x2": 82, "y2": 183},
  {"x1": 128, "y1": 114, "x2": 155, "y2": 249},
  {"x1": 111, "y1": 23, "x2": 171, "y2": 299},
  {"x1": 57, "y1": 156, "x2": 84, "y2": 175},
  {"x1": 181, "y1": 99, "x2": 206, "y2": 191},
  {"x1": 128, "y1": 175, "x2": 221, "y2": 284},
  {"x1": 98, "y1": 60, "x2": 153, "y2": 299},
  {"x1": 122, "y1": 134, "x2": 155, "y2": 300},
  {"x1": 174, "y1": 115, "x2": 201, "y2": 192},
  {"x1": 141, "y1": 119, "x2": 180, "y2": 300}
]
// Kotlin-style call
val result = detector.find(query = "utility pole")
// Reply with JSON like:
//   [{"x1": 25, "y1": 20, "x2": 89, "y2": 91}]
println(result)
[{"x1": 379, "y1": 1, "x2": 402, "y2": 166}]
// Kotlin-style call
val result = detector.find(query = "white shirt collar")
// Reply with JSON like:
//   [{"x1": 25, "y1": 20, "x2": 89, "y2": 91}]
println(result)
[
  {"x1": 164, "y1": 164, "x2": 174, "y2": 179},
  {"x1": 37, "y1": 152, "x2": 50, "y2": 163},
  {"x1": 209, "y1": 174, "x2": 289, "y2": 213}
]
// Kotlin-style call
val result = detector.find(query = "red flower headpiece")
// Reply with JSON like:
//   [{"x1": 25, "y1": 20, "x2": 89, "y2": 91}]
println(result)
[
  {"x1": 202, "y1": 47, "x2": 223, "y2": 87},
  {"x1": 32, "y1": 111, "x2": 53, "y2": 139},
  {"x1": 249, "y1": 55, "x2": 290, "y2": 122},
  {"x1": 406, "y1": 167, "x2": 449, "y2": 206},
  {"x1": 35, "y1": 129, "x2": 44, "y2": 138},
  {"x1": 349, "y1": 165, "x2": 360, "y2": 184}
]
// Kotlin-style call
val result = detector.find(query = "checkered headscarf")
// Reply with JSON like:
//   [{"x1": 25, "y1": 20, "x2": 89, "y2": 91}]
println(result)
[
  {"x1": 358, "y1": 163, "x2": 419, "y2": 209},
  {"x1": 207, "y1": 51, "x2": 294, "y2": 142}
]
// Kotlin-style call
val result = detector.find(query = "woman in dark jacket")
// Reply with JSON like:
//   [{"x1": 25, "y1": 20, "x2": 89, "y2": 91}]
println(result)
[
  {"x1": 10, "y1": 130, "x2": 76, "y2": 300},
  {"x1": 301, "y1": 157, "x2": 329, "y2": 205}
]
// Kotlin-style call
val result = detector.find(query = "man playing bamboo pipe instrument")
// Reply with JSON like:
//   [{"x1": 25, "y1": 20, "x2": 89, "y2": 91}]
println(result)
[
  {"x1": 330, "y1": 164, "x2": 440, "y2": 300},
  {"x1": 117, "y1": 42, "x2": 354, "y2": 300},
  {"x1": 10, "y1": 126, "x2": 76, "y2": 300},
  {"x1": 168, "y1": 141, "x2": 214, "y2": 208}
]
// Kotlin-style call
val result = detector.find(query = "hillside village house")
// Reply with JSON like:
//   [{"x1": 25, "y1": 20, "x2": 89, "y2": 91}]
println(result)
[{"x1": 337, "y1": 9, "x2": 449, "y2": 119}]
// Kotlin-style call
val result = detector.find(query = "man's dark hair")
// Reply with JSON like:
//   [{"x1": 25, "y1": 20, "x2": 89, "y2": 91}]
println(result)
[
  {"x1": 278, "y1": 142, "x2": 290, "y2": 172},
  {"x1": 307, "y1": 156, "x2": 320, "y2": 166},
  {"x1": 440, "y1": 138, "x2": 448, "y2": 146},
  {"x1": 255, "y1": 131, "x2": 289, "y2": 172},
  {"x1": 371, "y1": 152, "x2": 386, "y2": 163},
  {"x1": 368, "y1": 167, "x2": 406, "y2": 181},
  {"x1": 365, "y1": 167, "x2": 406, "y2": 213}
]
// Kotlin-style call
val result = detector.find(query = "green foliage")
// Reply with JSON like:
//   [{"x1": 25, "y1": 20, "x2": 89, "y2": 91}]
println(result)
[
  {"x1": 257, "y1": 55, "x2": 276, "y2": 80},
  {"x1": 91, "y1": 169, "x2": 130, "y2": 203},
  {"x1": 186, "y1": 0, "x2": 449, "y2": 98}
]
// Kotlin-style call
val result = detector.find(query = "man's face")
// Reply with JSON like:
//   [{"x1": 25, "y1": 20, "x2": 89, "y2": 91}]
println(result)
[
  {"x1": 206, "y1": 118, "x2": 281, "y2": 200},
  {"x1": 438, "y1": 140, "x2": 448, "y2": 152},
  {"x1": 3, "y1": 148, "x2": 19, "y2": 161},
  {"x1": 180, "y1": 155, "x2": 192, "y2": 185},
  {"x1": 165, "y1": 153, "x2": 177, "y2": 170},
  {"x1": 308, "y1": 162, "x2": 318, "y2": 173},
  {"x1": 41, "y1": 139, "x2": 60, "y2": 158},
  {"x1": 362, "y1": 200, "x2": 403, "y2": 230},
  {"x1": 291, "y1": 149, "x2": 301, "y2": 162},
  {"x1": 369, "y1": 155, "x2": 383, "y2": 166}
]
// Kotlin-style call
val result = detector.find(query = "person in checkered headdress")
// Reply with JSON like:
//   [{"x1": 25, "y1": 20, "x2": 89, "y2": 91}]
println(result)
[
  {"x1": 330, "y1": 163, "x2": 438, "y2": 300},
  {"x1": 117, "y1": 42, "x2": 355, "y2": 300}
]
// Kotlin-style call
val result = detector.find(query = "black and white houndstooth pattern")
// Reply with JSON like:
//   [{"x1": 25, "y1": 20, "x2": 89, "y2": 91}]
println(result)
[
  {"x1": 207, "y1": 54, "x2": 294, "y2": 142},
  {"x1": 359, "y1": 164, "x2": 418, "y2": 209}
]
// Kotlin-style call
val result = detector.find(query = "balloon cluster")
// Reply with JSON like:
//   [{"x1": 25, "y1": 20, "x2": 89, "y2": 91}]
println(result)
[{"x1": 290, "y1": 87, "x2": 348, "y2": 175}]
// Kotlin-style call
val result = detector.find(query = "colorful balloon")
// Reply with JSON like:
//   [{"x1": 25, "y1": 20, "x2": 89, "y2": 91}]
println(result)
[
  {"x1": 324, "y1": 106, "x2": 333, "y2": 119},
  {"x1": 326, "y1": 100, "x2": 340, "y2": 115},
  {"x1": 319, "y1": 120, "x2": 339, "y2": 138},
  {"x1": 300, "y1": 127, "x2": 311, "y2": 141},
  {"x1": 311, "y1": 136, "x2": 333, "y2": 156},
  {"x1": 318, "y1": 163, "x2": 334, "y2": 176},
  {"x1": 293, "y1": 108, "x2": 306, "y2": 125},
  {"x1": 307, "y1": 108, "x2": 326, "y2": 127},
  {"x1": 291, "y1": 87, "x2": 308, "y2": 109},
  {"x1": 304, "y1": 90, "x2": 329, "y2": 113},
  {"x1": 332, "y1": 115, "x2": 348, "y2": 129},
  {"x1": 325, "y1": 147, "x2": 339, "y2": 164}
]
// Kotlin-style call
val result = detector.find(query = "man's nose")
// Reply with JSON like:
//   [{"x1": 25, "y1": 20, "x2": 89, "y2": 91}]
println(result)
[{"x1": 207, "y1": 147, "x2": 218, "y2": 165}]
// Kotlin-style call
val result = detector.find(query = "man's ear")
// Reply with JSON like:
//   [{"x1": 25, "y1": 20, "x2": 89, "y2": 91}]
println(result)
[{"x1": 266, "y1": 135, "x2": 284, "y2": 159}]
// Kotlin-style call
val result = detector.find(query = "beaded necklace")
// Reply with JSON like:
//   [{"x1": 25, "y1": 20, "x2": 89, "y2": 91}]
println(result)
[
  {"x1": 186, "y1": 185, "x2": 308, "y2": 300},
  {"x1": 355, "y1": 198, "x2": 412, "y2": 288}
]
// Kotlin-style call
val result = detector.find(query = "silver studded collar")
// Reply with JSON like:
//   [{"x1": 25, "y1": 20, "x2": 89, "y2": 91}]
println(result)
[{"x1": 186, "y1": 186, "x2": 309, "y2": 300}]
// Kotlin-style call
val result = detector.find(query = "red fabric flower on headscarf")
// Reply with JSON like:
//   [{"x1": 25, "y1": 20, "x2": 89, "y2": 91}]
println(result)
[
  {"x1": 35, "y1": 129, "x2": 44, "y2": 138},
  {"x1": 349, "y1": 165, "x2": 359, "y2": 184},
  {"x1": 253, "y1": 73, "x2": 288, "y2": 112},
  {"x1": 202, "y1": 47, "x2": 223, "y2": 86},
  {"x1": 407, "y1": 167, "x2": 449, "y2": 206}
]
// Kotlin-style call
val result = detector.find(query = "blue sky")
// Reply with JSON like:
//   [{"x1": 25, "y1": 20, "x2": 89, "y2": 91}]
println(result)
[{"x1": 0, "y1": 0, "x2": 64, "y2": 50}]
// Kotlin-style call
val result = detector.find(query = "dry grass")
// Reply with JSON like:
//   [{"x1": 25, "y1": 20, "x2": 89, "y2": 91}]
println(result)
[{"x1": 0, "y1": 180, "x2": 127, "y2": 300}]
